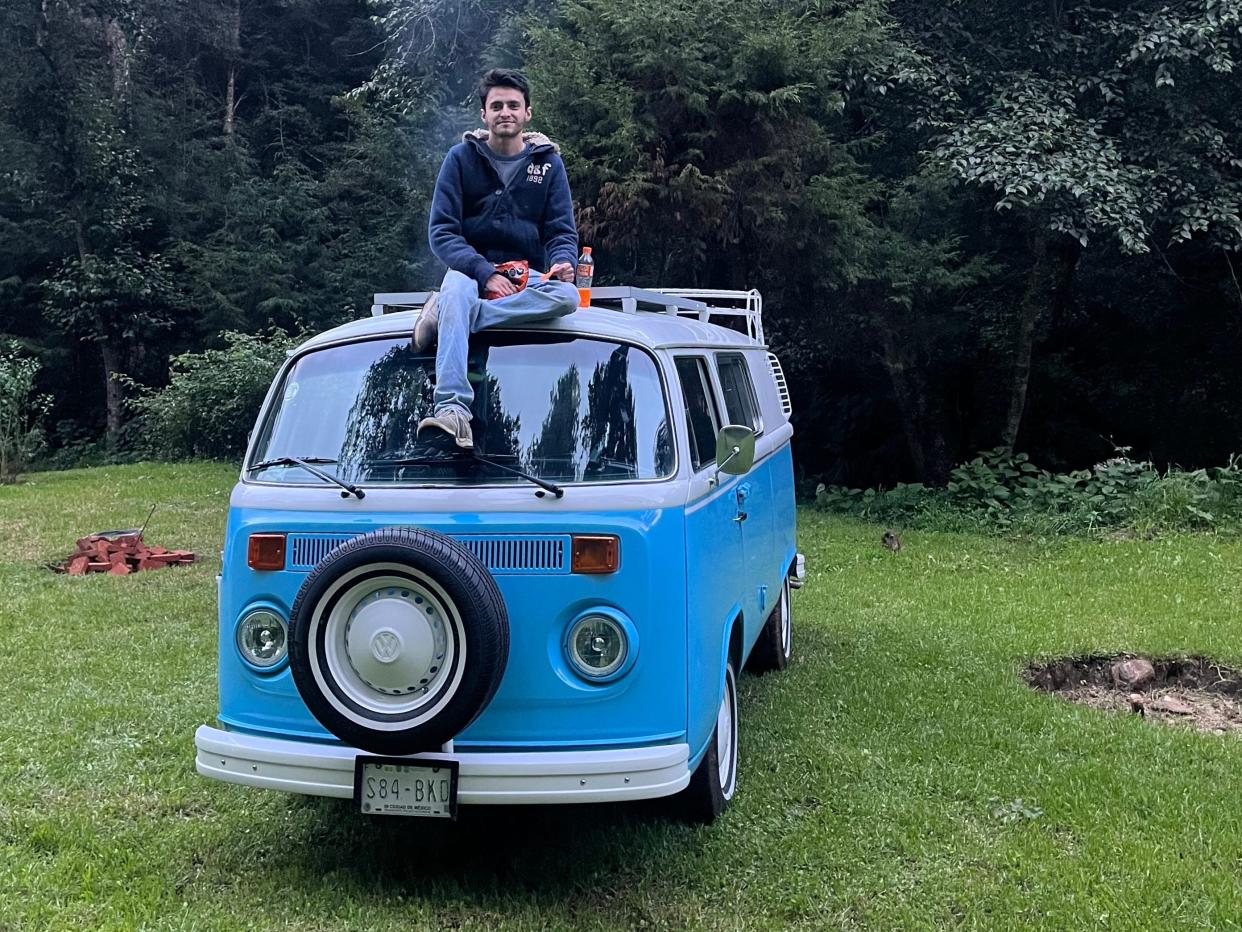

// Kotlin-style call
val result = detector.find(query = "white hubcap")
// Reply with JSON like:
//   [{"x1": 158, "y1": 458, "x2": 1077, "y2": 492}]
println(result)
[
  {"x1": 315, "y1": 568, "x2": 462, "y2": 720},
  {"x1": 716, "y1": 668, "x2": 737, "y2": 794},
  {"x1": 780, "y1": 583, "x2": 792, "y2": 657},
  {"x1": 345, "y1": 593, "x2": 440, "y2": 695}
]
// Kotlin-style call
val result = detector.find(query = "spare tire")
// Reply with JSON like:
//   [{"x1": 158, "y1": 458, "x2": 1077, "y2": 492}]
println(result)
[{"x1": 288, "y1": 527, "x2": 508, "y2": 755}]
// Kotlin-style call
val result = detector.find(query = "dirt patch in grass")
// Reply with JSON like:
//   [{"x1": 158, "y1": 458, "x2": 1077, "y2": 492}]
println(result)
[{"x1": 1026, "y1": 654, "x2": 1242, "y2": 736}]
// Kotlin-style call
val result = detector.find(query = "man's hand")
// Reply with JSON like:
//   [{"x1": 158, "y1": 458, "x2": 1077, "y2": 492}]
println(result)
[
  {"x1": 547, "y1": 261, "x2": 574, "y2": 283},
  {"x1": 485, "y1": 272, "x2": 519, "y2": 297}
]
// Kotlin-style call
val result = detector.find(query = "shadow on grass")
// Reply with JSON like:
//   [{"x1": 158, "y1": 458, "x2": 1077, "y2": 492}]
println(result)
[{"x1": 244, "y1": 791, "x2": 710, "y2": 913}]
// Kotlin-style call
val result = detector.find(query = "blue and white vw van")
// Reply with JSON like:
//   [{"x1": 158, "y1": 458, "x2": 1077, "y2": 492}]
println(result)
[{"x1": 195, "y1": 286, "x2": 804, "y2": 822}]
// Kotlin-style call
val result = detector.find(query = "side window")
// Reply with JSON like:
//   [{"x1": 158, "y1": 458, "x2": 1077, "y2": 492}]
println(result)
[
  {"x1": 715, "y1": 353, "x2": 762, "y2": 434},
  {"x1": 675, "y1": 356, "x2": 721, "y2": 472}
]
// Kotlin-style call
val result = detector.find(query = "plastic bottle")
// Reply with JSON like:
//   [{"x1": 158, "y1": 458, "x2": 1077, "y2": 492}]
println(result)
[{"x1": 575, "y1": 246, "x2": 594, "y2": 307}]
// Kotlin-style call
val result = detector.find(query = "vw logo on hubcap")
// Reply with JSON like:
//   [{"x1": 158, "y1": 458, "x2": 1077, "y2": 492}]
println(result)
[{"x1": 370, "y1": 629, "x2": 402, "y2": 663}]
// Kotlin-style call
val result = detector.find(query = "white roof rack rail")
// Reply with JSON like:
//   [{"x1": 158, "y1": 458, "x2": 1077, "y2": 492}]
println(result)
[
  {"x1": 590, "y1": 286, "x2": 765, "y2": 344},
  {"x1": 371, "y1": 288, "x2": 702, "y2": 318},
  {"x1": 371, "y1": 286, "x2": 765, "y2": 344},
  {"x1": 371, "y1": 292, "x2": 433, "y2": 316}
]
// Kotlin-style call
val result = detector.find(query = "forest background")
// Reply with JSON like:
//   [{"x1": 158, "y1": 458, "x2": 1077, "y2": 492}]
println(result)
[{"x1": 2, "y1": 0, "x2": 1241, "y2": 489}]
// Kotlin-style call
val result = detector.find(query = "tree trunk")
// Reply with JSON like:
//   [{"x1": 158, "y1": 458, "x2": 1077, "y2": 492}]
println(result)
[
  {"x1": 999, "y1": 235, "x2": 1050, "y2": 456},
  {"x1": 223, "y1": 0, "x2": 240, "y2": 135},
  {"x1": 999, "y1": 234, "x2": 1080, "y2": 455},
  {"x1": 103, "y1": 19, "x2": 131, "y2": 106},
  {"x1": 875, "y1": 321, "x2": 955, "y2": 485},
  {"x1": 100, "y1": 339, "x2": 126, "y2": 448},
  {"x1": 100, "y1": 15, "x2": 138, "y2": 447},
  {"x1": 36, "y1": 0, "x2": 49, "y2": 48},
  {"x1": 224, "y1": 65, "x2": 237, "y2": 135}
]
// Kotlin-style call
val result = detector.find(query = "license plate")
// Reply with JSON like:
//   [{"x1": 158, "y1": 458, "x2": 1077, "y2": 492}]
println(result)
[{"x1": 354, "y1": 757, "x2": 459, "y2": 819}]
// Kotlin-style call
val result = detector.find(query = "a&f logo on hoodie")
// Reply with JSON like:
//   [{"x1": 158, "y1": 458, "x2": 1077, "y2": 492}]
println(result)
[{"x1": 526, "y1": 163, "x2": 552, "y2": 184}]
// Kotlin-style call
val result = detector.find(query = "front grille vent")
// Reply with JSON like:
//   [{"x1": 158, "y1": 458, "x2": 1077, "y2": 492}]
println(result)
[
  {"x1": 289, "y1": 534, "x2": 354, "y2": 569},
  {"x1": 459, "y1": 536, "x2": 568, "y2": 574},
  {"x1": 285, "y1": 532, "x2": 570, "y2": 575}
]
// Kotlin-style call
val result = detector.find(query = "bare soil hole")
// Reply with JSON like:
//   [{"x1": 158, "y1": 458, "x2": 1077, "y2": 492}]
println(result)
[{"x1": 1025, "y1": 654, "x2": 1242, "y2": 735}]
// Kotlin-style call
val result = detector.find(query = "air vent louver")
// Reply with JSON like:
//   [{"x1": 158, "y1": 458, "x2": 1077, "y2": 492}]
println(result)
[
  {"x1": 285, "y1": 533, "x2": 570, "y2": 574},
  {"x1": 458, "y1": 536, "x2": 568, "y2": 574},
  {"x1": 289, "y1": 534, "x2": 354, "y2": 568},
  {"x1": 767, "y1": 352, "x2": 792, "y2": 417}
]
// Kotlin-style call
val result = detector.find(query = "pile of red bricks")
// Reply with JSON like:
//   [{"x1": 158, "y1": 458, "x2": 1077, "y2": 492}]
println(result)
[{"x1": 60, "y1": 534, "x2": 196, "y2": 576}]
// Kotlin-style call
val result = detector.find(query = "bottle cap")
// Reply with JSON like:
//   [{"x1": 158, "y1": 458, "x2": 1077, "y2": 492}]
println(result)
[{"x1": 582, "y1": 246, "x2": 592, "y2": 255}]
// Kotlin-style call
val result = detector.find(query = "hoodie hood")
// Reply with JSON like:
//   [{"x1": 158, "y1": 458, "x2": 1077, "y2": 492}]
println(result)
[{"x1": 463, "y1": 129, "x2": 561, "y2": 155}]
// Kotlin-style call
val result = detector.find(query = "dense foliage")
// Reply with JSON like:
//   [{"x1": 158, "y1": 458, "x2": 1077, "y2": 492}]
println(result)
[
  {"x1": 1, "y1": 0, "x2": 1239, "y2": 483},
  {"x1": 126, "y1": 329, "x2": 299, "y2": 459},
  {"x1": 0, "y1": 341, "x2": 51, "y2": 482},
  {"x1": 817, "y1": 448, "x2": 1242, "y2": 535}
]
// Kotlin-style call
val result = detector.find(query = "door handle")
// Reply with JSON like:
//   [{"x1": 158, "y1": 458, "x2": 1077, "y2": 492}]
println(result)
[{"x1": 735, "y1": 483, "x2": 751, "y2": 522}]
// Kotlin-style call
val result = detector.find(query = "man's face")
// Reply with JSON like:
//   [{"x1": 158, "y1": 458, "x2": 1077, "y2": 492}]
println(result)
[{"x1": 481, "y1": 87, "x2": 531, "y2": 139}]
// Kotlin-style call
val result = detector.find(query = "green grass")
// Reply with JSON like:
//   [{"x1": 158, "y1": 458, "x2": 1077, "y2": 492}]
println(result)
[{"x1": 3, "y1": 464, "x2": 1242, "y2": 929}]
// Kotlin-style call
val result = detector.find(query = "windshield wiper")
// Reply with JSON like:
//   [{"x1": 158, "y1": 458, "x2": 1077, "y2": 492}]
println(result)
[
  {"x1": 247, "y1": 456, "x2": 365, "y2": 500},
  {"x1": 473, "y1": 452, "x2": 565, "y2": 498},
  {"x1": 366, "y1": 453, "x2": 565, "y2": 499}
]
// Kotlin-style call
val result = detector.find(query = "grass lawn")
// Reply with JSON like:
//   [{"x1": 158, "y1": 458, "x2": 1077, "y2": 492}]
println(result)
[{"x1": 2, "y1": 463, "x2": 1242, "y2": 930}]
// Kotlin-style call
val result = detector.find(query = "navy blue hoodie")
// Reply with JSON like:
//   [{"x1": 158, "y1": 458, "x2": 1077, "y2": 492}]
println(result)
[{"x1": 428, "y1": 130, "x2": 578, "y2": 292}]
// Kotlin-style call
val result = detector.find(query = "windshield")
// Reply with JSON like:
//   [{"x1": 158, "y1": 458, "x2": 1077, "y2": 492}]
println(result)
[{"x1": 248, "y1": 333, "x2": 674, "y2": 486}]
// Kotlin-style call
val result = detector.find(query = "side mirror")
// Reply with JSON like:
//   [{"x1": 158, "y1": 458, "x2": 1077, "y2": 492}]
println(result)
[{"x1": 715, "y1": 425, "x2": 756, "y2": 477}]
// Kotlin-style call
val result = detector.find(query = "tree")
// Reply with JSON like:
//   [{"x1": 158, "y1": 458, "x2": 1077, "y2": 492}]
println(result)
[
  {"x1": 525, "y1": 0, "x2": 991, "y2": 482},
  {"x1": 4, "y1": 0, "x2": 421, "y2": 449},
  {"x1": 8, "y1": 0, "x2": 176, "y2": 446},
  {"x1": 894, "y1": 0, "x2": 1242, "y2": 452}
]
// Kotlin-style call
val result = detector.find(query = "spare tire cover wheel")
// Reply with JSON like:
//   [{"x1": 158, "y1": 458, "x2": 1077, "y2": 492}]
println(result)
[{"x1": 289, "y1": 528, "x2": 509, "y2": 755}]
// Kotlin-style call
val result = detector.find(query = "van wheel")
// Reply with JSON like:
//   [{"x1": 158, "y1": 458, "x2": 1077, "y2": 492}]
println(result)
[
  {"x1": 747, "y1": 577, "x2": 792, "y2": 674},
  {"x1": 678, "y1": 662, "x2": 739, "y2": 823},
  {"x1": 288, "y1": 527, "x2": 508, "y2": 755}
]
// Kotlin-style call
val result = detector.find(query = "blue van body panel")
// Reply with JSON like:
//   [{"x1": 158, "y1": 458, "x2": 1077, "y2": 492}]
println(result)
[
  {"x1": 767, "y1": 443, "x2": 798, "y2": 587},
  {"x1": 219, "y1": 442, "x2": 796, "y2": 763},
  {"x1": 218, "y1": 504, "x2": 690, "y2": 750},
  {"x1": 683, "y1": 476, "x2": 746, "y2": 764},
  {"x1": 683, "y1": 443, "x2": 797, "y2": 770}
]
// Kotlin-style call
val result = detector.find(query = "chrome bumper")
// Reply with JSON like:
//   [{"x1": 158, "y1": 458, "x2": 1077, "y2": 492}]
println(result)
[{"x1": 195, "y1": 725, "x2": 691, "y2": 805}]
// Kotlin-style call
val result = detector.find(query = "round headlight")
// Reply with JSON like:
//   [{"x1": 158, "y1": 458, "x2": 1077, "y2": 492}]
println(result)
[
  {"x1": 236, "y1": 609, "x2": 288, "y2": 669},
  {"x1": 567, "y1": 614, "x2": 628, "y2": 679}
]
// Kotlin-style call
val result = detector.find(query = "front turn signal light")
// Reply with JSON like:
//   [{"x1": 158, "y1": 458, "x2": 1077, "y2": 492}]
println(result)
[
  {"x1": 571, "y1": 535, "x2": 620, "y2": 574},
  {"x1": 247, "y1": 533, "x2": 287, "y2": 571}
]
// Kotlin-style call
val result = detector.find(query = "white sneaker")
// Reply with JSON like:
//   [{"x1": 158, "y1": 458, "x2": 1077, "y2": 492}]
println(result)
[
  {"x1": 417, "y1": 406, "x2": 473, "y2": 450},
  {"x1": 412, "y1": 293, "x2": 439, "y2": 353}
]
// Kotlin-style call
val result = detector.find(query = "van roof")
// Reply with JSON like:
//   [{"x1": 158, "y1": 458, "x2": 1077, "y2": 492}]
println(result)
[{"x1": 295, "y1": 306, "x2": 764, "y2": 355}]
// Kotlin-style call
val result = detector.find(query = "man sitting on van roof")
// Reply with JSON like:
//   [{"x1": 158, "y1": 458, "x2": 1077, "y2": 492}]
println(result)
[{"x1": 413, "y1": 67, "x2": 580, "y2": 451}]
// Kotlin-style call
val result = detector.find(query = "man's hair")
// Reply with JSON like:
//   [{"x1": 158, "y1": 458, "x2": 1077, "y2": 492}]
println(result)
[{"x1": 478, "y1": 68, "x2": 531, "y2": 108}]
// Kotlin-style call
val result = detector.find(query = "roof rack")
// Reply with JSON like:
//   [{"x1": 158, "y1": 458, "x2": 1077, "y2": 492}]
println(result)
[
  {"x1": 584, "y1": 287, "x2": 765, "y2": 343},
  {"x1": 370, "y1": 286, "x2": 765, "y2": 343}
]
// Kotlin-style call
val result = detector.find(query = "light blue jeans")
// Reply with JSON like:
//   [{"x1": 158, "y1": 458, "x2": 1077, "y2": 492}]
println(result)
[{"x1": 433, "y1": 268, "x2": 579, "y2": 415}]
